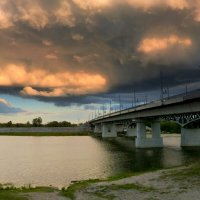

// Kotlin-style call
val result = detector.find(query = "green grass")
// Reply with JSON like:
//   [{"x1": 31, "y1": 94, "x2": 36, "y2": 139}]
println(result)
[
  {"x1": 0, "y1": 132, "x2": 92, "y2": 136},
  {"x1": 0, "y1": 191, "x2": 28, "y2": 200},
  {"x1": 61, "y1": 170, "x2": 161, "y2": 199},
  {"x1": 0, "y1": 163, "x2": 198, "y2": 200},
  {"x1": 161, "y1": 162, "x2": 200, "y2": 181},
  {"x1": 60, "y1": 164, "x2": 188, "y2": 199},
  {"x1": 0, "y1": 185, "x2": 57, "y2": 200},
  {"x1": 60, "y1": 172, "x2": 146, "y2": 199},
  {"x1": 61, "y1": 179, "x2": 100, "y2": 199}
]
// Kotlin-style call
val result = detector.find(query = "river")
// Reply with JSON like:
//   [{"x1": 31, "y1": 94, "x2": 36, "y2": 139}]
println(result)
[{"x1": 0, "y1": 135, "x2": 199, "y2": 188}]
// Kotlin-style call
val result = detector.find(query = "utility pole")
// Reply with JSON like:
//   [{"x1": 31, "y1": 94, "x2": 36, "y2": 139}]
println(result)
[
  {"x1": 109, "y1": 100, "x2": 112, "y2": 114},
  {"x1": 95, "y1": 110, "x2": 97, "y2": 118},
  {"x1": 132, "y1": 88, "x2": 136, "y2": 107},
  {"x1": 145, "y1": 94, "x2": 148, "y2": 104},
  {"x1": 119, "y1": 94, "x2": 121, "y2": 112},
  {"x1": 185, "y1": 84, "x2": 188, "y2": 96},
  {"x1": 91, "y1": 112, "x2": 94, "y2": 119},
  {"x1": 160, "y1": 69, "x2": 164, "y2": 103},
  {"x1": 167, "y1": 87, "x2": 170, "y2": 99}
]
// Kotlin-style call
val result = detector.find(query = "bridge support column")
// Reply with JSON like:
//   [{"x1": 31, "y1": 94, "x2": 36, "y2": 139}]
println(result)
[
  {"x1": 126, "y1": 124, "x2": 137, "y2": 137},
  {"x1": 136, "y1": 120, "x2": 163, "y2": 148},
  {"x1": 102, "y1": 123, "x2": 117, "y2": 138},
  {"x1": 94, "y1": 124, "x2": 102, "y2": 134},
  {"x1": 151, "y1": 120, "x2": 163, "y2": 147},
  {"x1": 181, "y1": 128, "x2": 200, "y2": 147},
  {"x1": 116, "y1": 124, "x2": 124, "y2": 133}
]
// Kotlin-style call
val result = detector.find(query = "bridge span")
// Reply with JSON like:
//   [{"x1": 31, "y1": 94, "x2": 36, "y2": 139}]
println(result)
[{"x1": 89, "y1": 91, "x2": 200, "y2": 148}]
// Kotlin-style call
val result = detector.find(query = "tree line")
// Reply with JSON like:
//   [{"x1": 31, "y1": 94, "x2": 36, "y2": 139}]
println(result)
[{"x1": 0, "y1": 117, "x2": 78, "y2": 127}]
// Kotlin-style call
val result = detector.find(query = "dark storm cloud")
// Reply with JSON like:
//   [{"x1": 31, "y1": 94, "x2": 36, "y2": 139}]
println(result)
[{"x1": 0, "y1": 0, "x2": 200, "y2": 106}]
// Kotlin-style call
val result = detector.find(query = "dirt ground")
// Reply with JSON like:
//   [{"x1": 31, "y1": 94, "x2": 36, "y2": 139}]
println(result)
[{"x1": 74, "y1": 165, "x2": 200, "y2": 200}]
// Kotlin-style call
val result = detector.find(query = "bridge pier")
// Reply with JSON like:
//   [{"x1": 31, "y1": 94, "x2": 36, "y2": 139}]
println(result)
[
  {"x1": 181, "y1": 128, "x2": 200, "y2": 147},
  {"x1": 116, "y1": 124, "x2": 124, "y2": 133},
  {"x1": 102, "y1": 123, "x2": 117, "y2": 138},
  {"x1": 136, "y1": 120, "x2": 163, "y2": 148},
  {"x1": 126, "y1": 124, "x2": 137, "y2": 137},
  {"x1": 94, "y1": 124, "x2": 102, "y2": 134}
]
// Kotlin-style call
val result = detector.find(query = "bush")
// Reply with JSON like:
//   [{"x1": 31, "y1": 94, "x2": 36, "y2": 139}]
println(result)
[{"x1": 161, "y1": 121, "x2": 181, "y2": 133}]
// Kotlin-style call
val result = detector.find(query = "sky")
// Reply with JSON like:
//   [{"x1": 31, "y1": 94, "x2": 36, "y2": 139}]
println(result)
[{"x1": 0, "y1": 0, "x2": 200, "y2": 123}]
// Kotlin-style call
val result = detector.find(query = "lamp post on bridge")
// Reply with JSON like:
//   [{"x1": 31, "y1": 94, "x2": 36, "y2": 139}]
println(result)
[{"x1": 132, "y1": 88, "x2": 136, "y2": 108}]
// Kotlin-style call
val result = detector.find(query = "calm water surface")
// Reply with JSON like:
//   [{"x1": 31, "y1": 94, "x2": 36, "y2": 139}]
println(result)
[{"x1": 0, "y1": 135, "x2": 199, "y2": 188}]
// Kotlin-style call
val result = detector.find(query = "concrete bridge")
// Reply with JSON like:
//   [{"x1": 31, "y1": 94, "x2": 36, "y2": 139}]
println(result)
[{"x1": 89, "y1": 91, "x2": 200, "y2": 148}]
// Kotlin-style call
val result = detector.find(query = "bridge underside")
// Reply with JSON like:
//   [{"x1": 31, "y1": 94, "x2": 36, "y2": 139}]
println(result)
[
  {"x1": 93, "y1": 118, "x2": 164, "y2": 148},
  {"x1": 93, "y1": 114, "x2": 200, "y2": 148}
]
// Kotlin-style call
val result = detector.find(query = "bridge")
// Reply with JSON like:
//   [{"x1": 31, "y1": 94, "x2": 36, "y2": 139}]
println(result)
[{"x1": 89, "y1": 91, "x2": 200, "y2": 148}]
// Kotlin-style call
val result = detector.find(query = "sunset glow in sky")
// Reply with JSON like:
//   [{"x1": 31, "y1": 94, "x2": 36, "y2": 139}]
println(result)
[{"x1": 0, "y1": 0, "x2": 200, "y2": 123}]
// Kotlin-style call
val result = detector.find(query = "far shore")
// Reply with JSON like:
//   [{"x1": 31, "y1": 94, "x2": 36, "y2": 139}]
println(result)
[{"x1": 0, "y1": 132, "x2": 92, "y2": 136}]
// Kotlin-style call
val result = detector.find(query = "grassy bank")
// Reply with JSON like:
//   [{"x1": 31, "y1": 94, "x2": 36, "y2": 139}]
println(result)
[
  {"x1": 60, "y1": 168, "x2": 165, "y2": 199},
  {"x1": 0, "y1": 185, "x2": 56, "y2": 200},
  {"x1": 0, "y1": 170, "x2": 158, "y2": 200},
  {"x1": 0, "y1": 132, "x2": 92, "y2": 136},
  {"x1": 61, "y1": 162, "x2": 200, "y2": 199},
  {"x1": 0, "y1": 163, "x2": 199, "y2": 200}
]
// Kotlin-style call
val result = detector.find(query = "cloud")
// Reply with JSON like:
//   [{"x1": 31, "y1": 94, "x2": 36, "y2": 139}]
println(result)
[
  {"x1": 137, "y1": 35, "x2": 192, "y2": 54},
  {"x1": 72, "y1": 34, "x2": 84, "y2": 41},
  {"x1": 42, "y1": 40, "x2": 53, "y2": 46},
  {"x1": 0, "y1": 98, "x2": 11, "y2": 106},
  {"x1": 72, "y1": 0, "x2": 112, "y2": 11},
  {"x1": 0, "y1": 98, "x2": 24, "y2": 114},
  {"x1": 16, "y1": 1, "x2": 49, "y2": 29},
  {"x1": 0, "y1": 10, "x2": 13, "y2": 29},
  {"x1": 54, "y1": 0, "x2": 76, "y2": 27},
  {"x1": 45, "y1": 53, "x2": 58, "y2": 60},
  {"x1": 126, "y1": 0, "x2": 189, "y2": 10},
  {"x1": 0, "y1": 0, "x2": 77, "y2": 30},
  {"x1": 0, "y1": 64, "x2": 107, "y2": 97},
  {"x1": 0, "y1": 0, "x2": 200, "y2": 107}
]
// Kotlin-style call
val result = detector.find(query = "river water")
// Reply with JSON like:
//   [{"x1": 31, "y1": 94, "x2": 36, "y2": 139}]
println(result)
[{"x1": 0, "y1": 135, "x2": 199, "y2": 188}]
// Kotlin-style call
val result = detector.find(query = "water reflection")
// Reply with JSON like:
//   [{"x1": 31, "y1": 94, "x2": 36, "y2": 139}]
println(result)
[{"x1": 0, "y1": 135, "x2": 199, "y2": 188}]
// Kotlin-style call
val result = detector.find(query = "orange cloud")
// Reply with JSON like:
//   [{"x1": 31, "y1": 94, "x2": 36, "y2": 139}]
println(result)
[
  {"x1": 72, "y1": 34, "x2": 84, "y2": 41},
  {"x1": 194, "y1": 6, "x2": 200, "y2": 22},
  {"x1": 42, "y1": 40, "x2": 53, "y2": 46},
  {"x1": 137, "y1": 35, "x2": 192, "y2": 54},
  {"x1": 17, "y1": 2, "x2": 49, "y2": 29},
  {"x1": 0, "y1": 6, "x2": 13, "y2": 29},
  {"x1": 45, "y1": 53, "x2": 58, "y2": 60},
  {"x1": 126, "y1": 0, "x2": 189, "y2": 10},
  {"x1": 0, "y1": 0, "x2": 197, "y2": 31},
  {"x1": 54, "y1": 0, "x2": 76, "y2": 27},
  {"x1": 0, "y1": 64, "x2": 107, "y2": 97},
  {"x1": 73, "y1": 0, "x2": 111, "y2": 11}
]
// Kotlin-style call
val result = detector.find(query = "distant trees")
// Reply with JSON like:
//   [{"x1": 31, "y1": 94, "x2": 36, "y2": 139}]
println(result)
[
  {"x1": 161, "y1": 121, "x2": 181, "y2": 133},
  {"x1": 0, "y1": 117, "x2": 78, "y2": 128},
  {"x1": 32, "y1": 117, "x2": 43, "y2": 127},
  {"x1": 45, "y1": 121, "x2": 77, "y2": 127},
  {"x1": 7, "y1": 121, "x2": 12, "y2": 127}
]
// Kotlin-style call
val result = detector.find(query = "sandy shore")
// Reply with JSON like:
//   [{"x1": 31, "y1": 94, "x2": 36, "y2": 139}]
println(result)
[
  {"x1": 72, "y1": 164, "x2": 200, "y2": 200},
  {"x1": 1, "y1": 163, "x2": 200, "y2": 200}
]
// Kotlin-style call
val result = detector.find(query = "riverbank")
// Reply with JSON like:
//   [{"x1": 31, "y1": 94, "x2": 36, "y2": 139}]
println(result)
[
  {"x1": 0, "y1": 127, "x2": 91, "y2": 135},
  {"x1": 63, "y1": 162, "x2": 200, "y2": 199},
  {"x1": 0, "y1": 132, "x2": 91, "y2": 136},
  {"x1": 1, "y1": 162, "x2": 200, "y2": 200}
]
